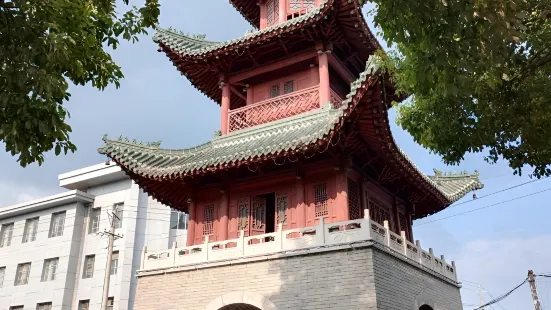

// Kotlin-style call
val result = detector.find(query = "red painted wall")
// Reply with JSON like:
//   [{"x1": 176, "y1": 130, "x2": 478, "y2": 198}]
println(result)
[
  {"x1": 251, "y1": 68, "x2": 319, "y2": 104},
  {"x1": 188, "y1": 166, "x2": 413, "y2": 246}
]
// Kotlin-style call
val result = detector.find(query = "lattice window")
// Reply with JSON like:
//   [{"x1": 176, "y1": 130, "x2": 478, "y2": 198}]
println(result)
[
  {"x1": 276, "y1": 194, "x2": 288, "y2": 224},
  {"x1": 368, "y1": 197, "x2": 390, "y2": 226},
  {"x1": 203, "y1": 205, "x2": 214, "y2": 236},
  {"x1": 347, "y1": 179, "x2": 361, "y2": 220},
  {"x1": 252, "y1": 201, "x2": 265, "y2": 229},
  {"x1": 266, "y1": 0, "x2": 279, "y2": 26},
  {"x1": 238, "y1": 199, "x2": 249, "y2": 231},
  {"x1": 270, "y1": 84, "x2": 280, "y2": 98},
  {"x1": 398, "y1": 212, "x2": 408, "y2": 233},
  {"x1": 283, "y1": 80, "x2": 294, "y2": 94},
  {"x1": 289, "y1": 0, "x2": 315, "y2": 12},
  {"x1": 314, "y1": 183, "x2": 328, "y2": 217}
]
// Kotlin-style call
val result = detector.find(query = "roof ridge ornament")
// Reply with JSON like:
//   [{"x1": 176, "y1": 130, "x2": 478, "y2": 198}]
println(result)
[{"x1": 432, "y1": 168, "x2": 480, "y2": 178}]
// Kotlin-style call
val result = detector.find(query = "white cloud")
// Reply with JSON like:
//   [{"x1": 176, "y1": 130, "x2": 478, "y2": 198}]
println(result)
[
  {"x1": 0, "y1": 179, "x2": 54, "y2": 208},
  {"x1": 456, "y1": 235, "x2": 551, "y2": 309}
]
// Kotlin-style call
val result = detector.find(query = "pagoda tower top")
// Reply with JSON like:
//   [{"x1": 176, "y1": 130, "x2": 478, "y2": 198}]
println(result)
[{"x1": 99, "y1": 0, "x2": 483, "y2": 220}]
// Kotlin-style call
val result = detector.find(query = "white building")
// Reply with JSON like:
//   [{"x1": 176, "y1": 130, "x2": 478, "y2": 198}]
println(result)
[{"x1": 0, "y1": 162, "x2": 187, "y2": 310}]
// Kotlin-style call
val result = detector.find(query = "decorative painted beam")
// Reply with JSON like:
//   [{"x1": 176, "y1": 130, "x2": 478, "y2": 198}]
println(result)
[{"x1": 229, "y1": 50, "x2": 318, "y2": 83}]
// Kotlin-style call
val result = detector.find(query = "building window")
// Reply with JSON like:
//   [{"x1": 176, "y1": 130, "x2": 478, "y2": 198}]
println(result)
[
  {"x1": 314, "y1": 183, "x2": 328, "y2": 217},
  {"x1": 398, "y1": 212, "x2": 408, "y2": 234},
  {"x1": 0, "y1": 223, "x2": 14, "y2": 247},
  {"x1": 113, "y1": 203, "x2": 123, "y2": 229},
  {"x1": 22, "y1": 217, "x2": 39, "y2": 243},
  {"x1": 106, "y1": 297, "x2": 114, "y2": 310},
  {"x1": 49, "y1": 211, "x2": 66, "y2": 238},
  {"x1": 347, "y1": 179, "x2": 361, "y2": 220},
  {"x1": 37, "y1": 302, "x2": 52, "y2": 310},
  {"x1": 41, "y1": 258, "x2": 58, "y2": 282},
  {"x1": 283, "y1": 80, "x2": 294, "y2": 94},
  {"x1": 10, "y1": 306, "x2": 24, "y2": 310},
  {"x1": 269, "y1": 84, "x2": 280, "y2": 98},
  {"x1": 203, "y1": 205, "x2": 214, "y2": 236},
  {"x1": 276, "y1": 193, "x2": 288, "y2": 224},
  {"x1": 237, "y1": 199, "x2": 249, "y2": 231},
  {"x1": 78, "y1": 300, "x2": 90, "y2": 310},
  {"x1": 14, "y1": 263, "x2": 31, "y2": 286},
  {"x1": 0, "y1": 267, "x2": 5, "y2": 288},
  {"x1": 266, "y1": 0, "x2": 279, "y2": 26},
  {"x1": 170, "y1": 211, "x2": 188, "y2": 230},
  {"x1": 110, "y1": 251, "x2": 119, "y2": 276},
  {"x1": 289, "y1": 0, "x2": 316, "y2": 12},
  {"x1": 368, "y1": 197, "x2": 391, "y2": 226},
  {"x1": 89, "y1": 207, "x2": 101, "y2": 234},
  {"x1": 82, "y1": 255, "x2": 95, "y2": 279}
]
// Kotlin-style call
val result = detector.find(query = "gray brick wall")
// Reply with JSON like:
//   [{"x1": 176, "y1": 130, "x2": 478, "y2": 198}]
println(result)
[
  {"x1": 371, "y1": 248, "x2": 462, "y2": 310},
  {"x1": 134, "y1": 246, "x2": 462, "y2": 310}
]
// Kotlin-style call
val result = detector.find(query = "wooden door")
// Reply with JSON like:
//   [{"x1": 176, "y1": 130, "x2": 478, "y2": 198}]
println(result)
[
  {"x1": 275, "y1": 191, "x2": 291, "y2": 230},
  {"x1": 251, "y1": 196, "x2": 267, "y2": 236}
]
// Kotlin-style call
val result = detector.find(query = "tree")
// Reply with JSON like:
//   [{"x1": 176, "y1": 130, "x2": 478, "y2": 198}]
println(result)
[
  {"x1": 365, "y1": 0, "x2": 551, "y2": 177},
  {"x1": 0, "y1": 0, "x2": 160, "y2": 166}
]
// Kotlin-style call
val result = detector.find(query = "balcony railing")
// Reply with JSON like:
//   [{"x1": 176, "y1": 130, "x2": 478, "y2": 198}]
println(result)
[
  {"x1": 140, "y1": 209, "x2": 458, "y2": 282},
  {"x1": 227, "y1": 86, "x2": 344, "y2": 133},
  {"x1": 330, "y1": 89, "x2": 343, "y2": 109},
  {"x1": 228, "y1": 85, "x2": 320, "y2": 132}
]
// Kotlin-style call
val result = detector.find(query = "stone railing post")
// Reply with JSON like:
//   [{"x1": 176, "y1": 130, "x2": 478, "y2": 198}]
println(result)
[
  {"x1": 277, "y1": 223, "x2": 284, "y2": 251},
  {"x1": 204, "y1": 236, "x2": 210, "y2": 262},
  {"x1": 316, "y1": 217, "x2": 325, "y2": 245},
  {"x1": 383, "y1": 220, "x2": 390, "y2": 247},
  {"x1": 400, "y1": 231, "x2": 408, "y2": 256},
  {"x1": 440, "y1": 255, "x2": 446, "y2": 274},
  {"x1": 361, "y1": 209, "x2": 371, "y2": 240},
  {"x1": 452, "y1": 261, "x2": 458, "y2": 281},
  {"x1": 141, "y1": 246, "x2": 147, "y2": 270},
  {"x1": 415, "y1": 240, "x2": 422, "y2": 264},
  {"x1": 239, "y1": 230, "x2": 245, "y2": 256},
  {"x1": 171, "y1": 242, "x2": 178, "y2": 267},
  {"x1": 429, "y1": 248, "x2": 435, "y2": 270},
  {"x1": 363, "y1": 209, "x2": 370, "y2": 220}
]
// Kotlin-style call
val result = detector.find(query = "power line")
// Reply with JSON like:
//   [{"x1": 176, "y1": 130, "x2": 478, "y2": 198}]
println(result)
[
  {"x1": 475, "y1": 278, "x2": 528, "y2": 310},
  {"x1": 415, "y1": 188, "x2": 551, "y2": 227}
]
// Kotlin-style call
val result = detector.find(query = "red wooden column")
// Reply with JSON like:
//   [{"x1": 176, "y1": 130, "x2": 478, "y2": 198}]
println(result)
[
  {"x1": 186, "y1": 200, "x2": 196, "y2": 246},
  {"x1": 246, "y1": 85, "x2": 254, "y2": 105},
  {"x1": 295, "y1": 175, "x2": 307, "y2": 228},
  {"x1": 317, "y1": 43, "x2": 330, "y2": 107},
  {"x1": 392, "y1": 196, "x2": 400, "y2": 234},
  {"x1": 220, "y1": 80, "x2": 231, "y2": 135},
  {"x1": 279, "y1": 0, "x2": 287, "y2": 23},
  {"x1": 407, "y1": 202, "x2": 415, "y2": 241},
  {"x1": 260, "y1": 0, "x2": 267, "y2": 29},
  {"x1": 219, "y1": 190, "x2": 229, "y2": 240},
  {"x1": 334, "y1": 168, "x2": 348, "y2": 221}
]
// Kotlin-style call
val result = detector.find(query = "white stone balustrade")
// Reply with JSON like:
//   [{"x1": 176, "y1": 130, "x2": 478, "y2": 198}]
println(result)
[{"x1": 140, "y1": 210, "x2": 458, "y2": 282}]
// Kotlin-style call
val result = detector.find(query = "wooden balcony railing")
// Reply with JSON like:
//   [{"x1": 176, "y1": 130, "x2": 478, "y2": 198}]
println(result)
[
  {"x1": 228, "y1": 85, "x2": 320, "y2": 132},
  {"x1": 330, "y1": 89, "x2": 343, "y2": 109}
]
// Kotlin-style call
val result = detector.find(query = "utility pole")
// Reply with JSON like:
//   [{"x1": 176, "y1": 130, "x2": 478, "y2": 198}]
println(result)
[
  {"x1": 99, "y1": 211, "x2": 122, "y2": 310},
  {"x1": 528, "y1": 270, "x2": 541, "y2": 310}
]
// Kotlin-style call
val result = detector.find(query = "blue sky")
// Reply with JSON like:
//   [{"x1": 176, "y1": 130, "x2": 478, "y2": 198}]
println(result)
[{"x1": 0, "y1": 2, "x2": 550, "y2": 308}]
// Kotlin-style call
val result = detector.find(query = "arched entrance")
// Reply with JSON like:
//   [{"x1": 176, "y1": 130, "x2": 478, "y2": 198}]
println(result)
[
  {"x1": 220, "y1": 304, "x2": 261, "y2": 310},
  {"x1": 205, "y1": 291, "x2": 278, "y2": 310},
  {"x1": 419, "y1": 305, "x2": 434, "y2": 310}
]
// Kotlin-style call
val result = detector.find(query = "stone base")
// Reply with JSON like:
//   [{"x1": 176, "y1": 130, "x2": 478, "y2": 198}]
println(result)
[{"x1": 134, "y1": 244, "x2": 462, "y2": 310}]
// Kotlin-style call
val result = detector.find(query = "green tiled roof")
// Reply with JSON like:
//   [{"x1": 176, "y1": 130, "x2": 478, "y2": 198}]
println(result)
[
  {"x1": 98, "y1": 56, "x2": 483, "y2": 206},
  {"x1": 428, "y1": 169, "x2": 484, "y2": 202},
  {"x1": 152, "y1": 1, "x2": 329, "y2": 56}
]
